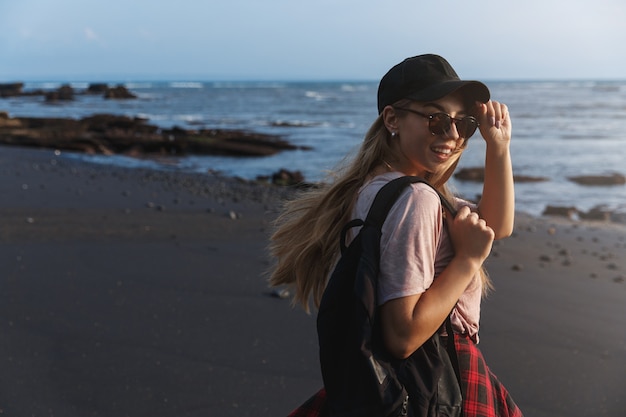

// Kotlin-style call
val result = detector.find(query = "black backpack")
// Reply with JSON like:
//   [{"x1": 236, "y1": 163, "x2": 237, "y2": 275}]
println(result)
[{"x1": 317, "y1": 176, "x2": 462, "y2": 417}]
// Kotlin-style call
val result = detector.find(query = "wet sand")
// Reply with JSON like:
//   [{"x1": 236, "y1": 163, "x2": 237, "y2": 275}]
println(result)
[{"x1": 0, "y1": 146, "x2": 624, "y2": 417}]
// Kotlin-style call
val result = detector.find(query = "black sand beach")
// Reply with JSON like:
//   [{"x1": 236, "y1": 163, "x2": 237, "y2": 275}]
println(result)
[{"x1": 0, "y1": 146, "x2": 624, "y2": 416}]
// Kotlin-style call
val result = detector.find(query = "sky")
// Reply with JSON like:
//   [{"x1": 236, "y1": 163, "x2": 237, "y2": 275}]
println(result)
[{"x1": 1, "y1": 0, "x2": 625, "y2": 82}]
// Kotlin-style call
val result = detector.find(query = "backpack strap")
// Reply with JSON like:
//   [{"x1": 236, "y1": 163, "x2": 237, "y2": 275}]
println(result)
[
  {"x1": 340, "y1": 176, "x2": 457, "y2": 254},
  {"x1": 362, "y1": 175, "x2": 462, "y2": 385},
  {"x1": 364, "y1": 176, "x2": 457, "y2": 229}
]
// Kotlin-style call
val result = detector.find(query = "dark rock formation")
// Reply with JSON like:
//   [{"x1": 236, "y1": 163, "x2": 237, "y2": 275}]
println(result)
[
  {"x1": 0, "y1": 82, "x2": 137, "y2": 100},
  {"x1": 45, "y1": 84, "x2": 75, "y2": 102},
  {"x1": 454, "y1": 167, "x2": 548, "y2": 183},
  {"x1": 542, "y1": 204, "x2": 625, "y2": 224},
  {"x1": 104, "y1": 85, "x2": 137, "y2": 99},
  {"x1": 568, "y1": 173, "x2": 626, "y2": 186},
  {"x1": 454, "y1": 167, "x2": 485, "y2": 182},
  {"x1": 542, "y1": 205, "x2": 578, "y2": 219},
  {"x1": 578, "y1": 206, "x2": 612, "y2": 221},
  {"x1": 0, "y1": 113, "x2": 308, "y2": 157},
  {"x1": 0, "y1": 82, "x2": 25, "y2": 97},
  {"x1": 271, "y1": 169, "x2": 305, "y2": 186},
  {"x1": 86, "y1": 83, "x2": 109, "y2": 94}
]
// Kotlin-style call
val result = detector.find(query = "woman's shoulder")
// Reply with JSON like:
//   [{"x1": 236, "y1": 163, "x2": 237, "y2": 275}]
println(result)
[
  {"x1": 360, "y1": 172, "x2": 438, "y2": 194},
  {"x1": 357, "y1": 173, "x2": 442, "y2": 216}
]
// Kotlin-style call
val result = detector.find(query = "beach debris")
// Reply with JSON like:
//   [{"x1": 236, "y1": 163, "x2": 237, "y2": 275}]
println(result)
[
  {"x1": 269, "y1": 288, "x2": 290, "y2": 299},
  {"x1": 568, "y1": 173, "x2": 625, "y2": 186},
  {"x1": 270, "y1": 168, "x2": 305, "y2": 186},
  {"x1": 539, "y1": 254, "x2": 553, "y2": 262}
]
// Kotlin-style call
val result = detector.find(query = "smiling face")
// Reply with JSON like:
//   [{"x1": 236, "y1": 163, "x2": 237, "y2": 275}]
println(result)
[{"x1": 382, "y1": 92, "x2": 470, "y2": 178}]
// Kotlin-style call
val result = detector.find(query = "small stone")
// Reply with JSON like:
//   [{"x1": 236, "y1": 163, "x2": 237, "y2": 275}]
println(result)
[
  {"x1": 229, "y1": 210, "x2": 238, "y2": 220},
  {"x1": 270, "y1": 288, "x2": 290, "y2": 299},
  {"x1": 26, "y1": 217, "x2": 35, "y2": 224},
  {"x1": 547, "y1": 227, "x2": 556, "y2": 235},
  {"x1": 539, "y1": 254, "x2": 552, "y2": 262},
  {"x1": 511, "y1": 264, "x2": 523, "y2": 271},
  {"x1": 612, "y1": 276, "x2": 625, "y2": 283}
]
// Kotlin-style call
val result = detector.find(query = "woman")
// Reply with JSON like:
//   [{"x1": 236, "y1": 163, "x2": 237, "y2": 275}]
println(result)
[{"x1": 270, "y1": 54, "x2": 522, "y2": 417}]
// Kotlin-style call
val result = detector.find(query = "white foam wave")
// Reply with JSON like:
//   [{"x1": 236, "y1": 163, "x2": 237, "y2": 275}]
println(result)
[
  {"x1": 125, "y1": 82, "x2": 154, "y2": 89},
  {"x1": 169, "y1": 82, "x2": 204, "y2": 89},
  {"x1": 305, "y1": 91, "x2": 333, "y2": 100},
  {"x1": 211, "y1": 82, "x2": 287, "y2": 89}
]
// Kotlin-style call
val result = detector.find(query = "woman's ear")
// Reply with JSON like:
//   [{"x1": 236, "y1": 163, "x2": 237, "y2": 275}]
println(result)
[{"x1": 381, "y1": 105, "x2": 399, "y2": 133}]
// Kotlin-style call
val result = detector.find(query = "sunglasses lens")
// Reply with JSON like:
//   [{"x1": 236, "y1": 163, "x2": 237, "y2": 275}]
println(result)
[
  {"x1": 429, "y1": 113, "x2": 451, "y2": 135},
  {"x1": 427, "y1": 113, "x2": 478, "y2": 139},
  {"x1": 458, "y1": 117, "x2": 478, "y2": 138}
]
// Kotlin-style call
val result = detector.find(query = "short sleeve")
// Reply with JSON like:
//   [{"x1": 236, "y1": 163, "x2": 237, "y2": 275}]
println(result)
[{"x1": 377, "y1": 183, "x2": 444, "y2": 305}]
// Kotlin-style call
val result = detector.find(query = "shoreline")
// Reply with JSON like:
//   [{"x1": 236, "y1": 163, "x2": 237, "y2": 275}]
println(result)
[
  {"x1": 0, "y1": 145, "x2": 624, "y2": 416},
  {"x1": 5, "y1": 140, "x2": 626, "y2": 225}
]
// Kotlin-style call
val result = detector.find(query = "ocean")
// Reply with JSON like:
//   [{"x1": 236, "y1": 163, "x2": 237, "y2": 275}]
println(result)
[{"x1": 2, "y1": 80, "x2": 626, "y2": 217}]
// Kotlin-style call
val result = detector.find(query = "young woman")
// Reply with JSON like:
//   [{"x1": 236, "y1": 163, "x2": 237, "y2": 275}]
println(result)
[{"x1": 270, "y1": 54, "x2": 522, "y2": 417}]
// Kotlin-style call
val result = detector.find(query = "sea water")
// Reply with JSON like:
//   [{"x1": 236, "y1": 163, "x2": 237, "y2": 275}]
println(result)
[{"x1": 1, "y1": 80, "x2": 625, "y2": 216}]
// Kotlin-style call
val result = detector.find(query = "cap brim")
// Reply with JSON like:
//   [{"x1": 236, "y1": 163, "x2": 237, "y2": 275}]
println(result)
[{"x1": 406, "y1": 80, "x2": 490, "y2": 104}]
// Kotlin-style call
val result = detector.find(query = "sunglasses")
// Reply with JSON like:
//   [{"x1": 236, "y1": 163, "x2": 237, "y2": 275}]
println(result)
[{"x1": 393, "y1": 107, "x2": 479, "y2": 141}]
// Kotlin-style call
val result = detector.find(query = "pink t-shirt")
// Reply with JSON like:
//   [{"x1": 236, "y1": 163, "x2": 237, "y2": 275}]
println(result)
[{"x1": 351, "y1": 172, "x2": 482, "y2": 341}]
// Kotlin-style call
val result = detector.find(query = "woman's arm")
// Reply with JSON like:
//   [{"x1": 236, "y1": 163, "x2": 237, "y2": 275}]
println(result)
[
  {"x1": 380, "y1": 206, "x2": 494, "y2": 359},
  {"x1": 475, "y1": 100, "x2": 515, "y2": 239}
]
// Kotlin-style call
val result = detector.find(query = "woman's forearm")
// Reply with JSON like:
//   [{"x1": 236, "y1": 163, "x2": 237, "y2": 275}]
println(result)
[{"x1": 479, "y1": 141, "x2": 515, "y2": 239}]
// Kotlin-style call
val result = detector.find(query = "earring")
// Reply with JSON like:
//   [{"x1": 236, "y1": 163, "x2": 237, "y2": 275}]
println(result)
[{"x1": 391, "y1": 131, "x2": 398, "y2": 138}]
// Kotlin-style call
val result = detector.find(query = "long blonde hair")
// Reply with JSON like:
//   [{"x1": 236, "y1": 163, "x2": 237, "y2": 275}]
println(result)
[{"x1": 268, "y1": 105, "x2": 490, "y2": 312}]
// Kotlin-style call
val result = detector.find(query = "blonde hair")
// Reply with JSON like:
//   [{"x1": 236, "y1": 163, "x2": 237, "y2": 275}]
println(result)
[{"x1": 268, "y1": 104, "x2": 491, "y2": 312}]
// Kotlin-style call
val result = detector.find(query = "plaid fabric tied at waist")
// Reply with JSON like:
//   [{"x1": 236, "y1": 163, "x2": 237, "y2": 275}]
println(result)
[
  {"x1": 287, "y1": 334, "x2": 523, "y2": 417},
  {"x1": 287, "y1": 387, "x2": 328, "y2": 417},
  {"x1": 454, "y1": 333, "x2": 523, "y2": 417}
]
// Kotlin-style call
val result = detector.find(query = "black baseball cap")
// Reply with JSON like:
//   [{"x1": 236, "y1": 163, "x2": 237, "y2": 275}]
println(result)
[{"x1": 377, "y1": 54, "x2": 490, "y2": 114}]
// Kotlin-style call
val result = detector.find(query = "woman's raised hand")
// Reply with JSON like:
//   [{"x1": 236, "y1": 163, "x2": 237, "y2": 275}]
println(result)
[
  {"x1": 447, "y1": 205, "x2": 495, "y2": 267},
  {"x1": 475, "y1": 100, "x2": 511, "y2": 145}
]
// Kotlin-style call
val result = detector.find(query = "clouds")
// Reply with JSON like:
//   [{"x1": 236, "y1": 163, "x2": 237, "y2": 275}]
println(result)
[{"x1": 0, "y1": 0, "x2": 624, "y2": 81}]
